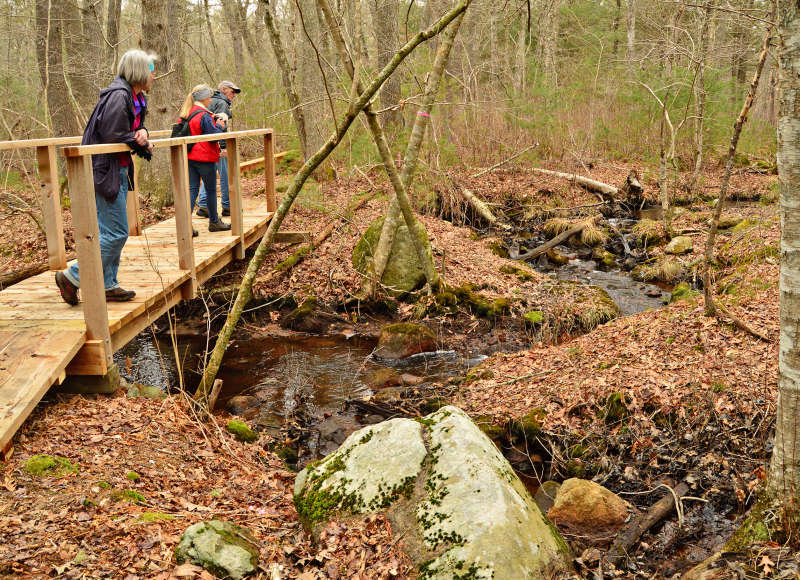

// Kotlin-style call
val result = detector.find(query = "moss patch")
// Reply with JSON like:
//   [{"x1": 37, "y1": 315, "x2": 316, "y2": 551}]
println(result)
[
  {"x1": 226, "y1": 420, "x2": 258, "y2": 443},
  {"x1": 24, "y1": 455, "x2": 78, "y2": 478},
  {"x1": 138, "y1": 512, "x2": 174, "y2": 523},
  {"x1": 126, "y1": 471, "x2": 140, "y2": 481},
  {"x1": 111, "y1": 489, "x2": 146, "y2": 503},
  {"x1": 499, "y1": 264, "x2": 534, "y2": 281}
]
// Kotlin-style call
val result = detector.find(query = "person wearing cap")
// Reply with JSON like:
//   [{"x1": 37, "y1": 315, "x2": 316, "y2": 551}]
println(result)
[
  {"x1": 196, "y1": 80, "x2": 241, "y2": 218},
  {"x1": 55, "y1": 49, "x2": 156, "y2": 306},
  {"x1": 179, "y1": 84, "x2": 230, "y2": 232}
]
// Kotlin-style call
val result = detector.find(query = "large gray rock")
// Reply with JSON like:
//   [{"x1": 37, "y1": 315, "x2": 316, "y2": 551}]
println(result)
[
  {"x1": 294, "y1": 406, "x2": 573, "y2": 578},
  {"x1": 175, "y1": 520, "x2": 259, "y2": 579},
  {"x1": 665, "y1": 236, "x2": 693, "y2": 255},
  {"x1": 352, "y1": 217, "x2": 434, "y2": 296}
]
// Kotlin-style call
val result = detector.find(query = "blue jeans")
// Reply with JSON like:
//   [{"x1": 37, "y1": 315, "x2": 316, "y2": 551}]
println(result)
[
  {"x1": 188, "y1": 160, "x2": 220, "y2": 223},
  {"x1": 65, "y1": 166, "x2": 129, "y2": 290},
  {"x1": 197, "y1": 157, "x2": 229, "y2": 210}
]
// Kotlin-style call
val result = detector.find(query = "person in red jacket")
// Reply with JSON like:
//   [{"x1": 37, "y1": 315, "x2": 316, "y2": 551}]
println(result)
[{"x1": 178, "y1": 84, "x2": 230, "y2": 232}]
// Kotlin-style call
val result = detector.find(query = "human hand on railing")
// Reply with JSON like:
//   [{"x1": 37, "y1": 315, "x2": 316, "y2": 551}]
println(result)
[{"x1": 133, "y1": 129, "x2": 148, "y2": 146}]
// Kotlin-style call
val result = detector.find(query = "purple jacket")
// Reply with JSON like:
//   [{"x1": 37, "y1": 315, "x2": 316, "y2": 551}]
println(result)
[{"x1": 81, "y1": 77, "x2": 151, "y2": 202}]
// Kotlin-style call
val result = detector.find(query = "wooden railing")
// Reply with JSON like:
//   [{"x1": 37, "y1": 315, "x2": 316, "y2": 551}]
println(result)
[{"x1": 0, "y1": 128, "x2": 276, "y2": 375}]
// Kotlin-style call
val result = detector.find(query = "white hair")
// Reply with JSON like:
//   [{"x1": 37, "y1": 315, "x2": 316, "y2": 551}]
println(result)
[{"x1": 117, "y1": 50, "x2": 157, "y2": 88}]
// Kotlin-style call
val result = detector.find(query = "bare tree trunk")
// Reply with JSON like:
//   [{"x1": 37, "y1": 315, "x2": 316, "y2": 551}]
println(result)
[
  {"x1": 263, "y1": 0, "x2": 311, "y2": 159},
  {"x1": 626, "y1": 0, "x2": 635, "y2": 69},
  {"x1": 536, "y1": 0, "x2": 561, "y2": 85},
  {"x1": 106, "y1": 0, "x2": 122, "y2": 75},
  {"x1": 141, "y1": 0, "x2": 186, "y2": 206},
  {"x1": 770, "y1": 0, "x2": 800, "y2": 507},
  {"x1": 368, "y1": 0, "x2": 401, "y2": 127},
  {"x1": 612, "y1": 0, "x2": 621, "y2": 57},
  {"x1": 222, "y1": 0, "x2": 246, "y2": 77},
  {"x1": 690, "y1": 2, "x2": 712, "y2": 192},
  {"x1": 195, "y1": 0, "x2": 472, "y2": 403},
  {"x1": 203, "y1": 0, "x2": 218, "y2": 52},
  {"x1": 35, "y1": 0, "x2": 80, "y2": 136},
  {"x1": 514, "y1": 9, "x2": 529, "y2": 94},
  {"x1": 703, "y1": 20, "x2": 772, "y2": 317},
  {"x1": 294, "y1": 0, "x2": 327, "y2": 154}
]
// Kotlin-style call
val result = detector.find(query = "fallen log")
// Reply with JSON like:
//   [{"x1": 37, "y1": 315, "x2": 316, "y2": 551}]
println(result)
[
  {"x1": 0, "y1": 252, "x2": 76, "y2": 288},
  {"x1": 458, "y1": 187, "x2": 511, "y2": 230},
  {"x1": 604, "y1": 481, "x2": 689, "y2": 568},
  {"x1": 530, "y1": 168, "x2": 642, "y2": 203},
  {"x1": 509, "y1": 224, "x2": 586, "y2": 261}
]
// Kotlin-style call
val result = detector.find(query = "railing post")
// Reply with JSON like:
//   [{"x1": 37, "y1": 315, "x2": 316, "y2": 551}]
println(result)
[
  {"x1": 263, "y1": 132, "x2": 276, "y2": 213},
  {"x1": 225, "y1": 137, "x2": 245, "y2": 260},
  {"x1": 170, "y1": 143, "x2": 197, "y2": 299},
  {"x1": 127, "y1": 155, "x2": 142, "y2": 236},
  {"x1": 65, "y1": 154, "x2": 112, "y2": 372},
  {"x1": 36, "y1": 145, "x2": 66, "y2": 270}
]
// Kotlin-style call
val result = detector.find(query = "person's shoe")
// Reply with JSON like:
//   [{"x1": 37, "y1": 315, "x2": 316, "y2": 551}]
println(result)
[
  {"x1": 222, "y1": 207, "x2": 230, "y2": 217},
  {"x1": 196, "y1": 206, "x2": 209, "y2": 218},
  {"x1": 105, "y1": 287, "x2": 136, "y2": 302},
  {"x1": 55, "y1": 271, "x2": 79, "y2": 305},
  {"x1": 209, "y1": 220, "x2": 231, "y2": 232},
  {"x1": 192, "y1": 228, "x2": 199, "y2": 237}
]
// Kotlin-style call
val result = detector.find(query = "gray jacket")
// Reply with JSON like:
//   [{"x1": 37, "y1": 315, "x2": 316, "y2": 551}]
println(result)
[{"x1": 208, "y1": 90, "x2": 232, "y2": 149}]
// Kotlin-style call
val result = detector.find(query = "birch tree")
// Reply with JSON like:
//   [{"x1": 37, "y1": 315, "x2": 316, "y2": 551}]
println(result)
[{"x1": 770, "y1": 0, "x2": 800, "y2": 509}]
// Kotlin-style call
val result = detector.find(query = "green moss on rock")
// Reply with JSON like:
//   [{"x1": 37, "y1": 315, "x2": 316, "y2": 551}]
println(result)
[
  {"x1": 507, "y1": 408, "x2": 546, "y2": 442},
  {"x1": 226, "y1": 420, "x2": 258, "y2": 443},
  {"x1": 24, "y1": 454, "x2": 78, "y2": 477},
  {"x1": 138, "y1": 512, "x2": 174, "y2": 523},
  {"x1": 601, "y1": 392, "x2": 630, "y2": 425},
  {"x1": 111, "y1": 489, "x2": 146, "y2": 503},
  {"x1": 126, "y1": 471, "x2": 140, "y2": 481},
  {"x1": 499, "y1": 264, "x2": 535, "y2": 281}
]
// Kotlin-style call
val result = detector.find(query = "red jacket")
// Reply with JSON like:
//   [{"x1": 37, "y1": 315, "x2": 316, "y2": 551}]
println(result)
[{"x1": 187, "y1": 105, "x2": 222, "y2": 163}]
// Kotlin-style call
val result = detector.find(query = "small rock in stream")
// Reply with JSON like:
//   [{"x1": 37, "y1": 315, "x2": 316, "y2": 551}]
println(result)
[{"x1": 225, "y1": 395, "x2": 258, "y2": 416}]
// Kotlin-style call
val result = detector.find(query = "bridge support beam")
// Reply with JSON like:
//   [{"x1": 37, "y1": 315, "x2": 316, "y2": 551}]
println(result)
[{"x1": 58, "y1": 363, "x2": 120, "y2": 394}]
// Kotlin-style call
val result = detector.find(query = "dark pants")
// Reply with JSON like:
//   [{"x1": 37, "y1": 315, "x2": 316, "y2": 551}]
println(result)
[{"x1": 188, "y1": 160, "x2": 220, "y2": 223}]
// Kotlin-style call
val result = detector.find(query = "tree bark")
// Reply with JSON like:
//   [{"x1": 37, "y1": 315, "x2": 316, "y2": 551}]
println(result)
[
  {"x1": 536, "y1": 0, "x2": 562, "y2": 85},
  {"x1": 770, "y1": 1, "x2": 800, "y2": 504},
  {"x1": 106, "y1": 0, "x2": 122, "y2": 75},
  {"x1": 221, "y1": 0, "x2": 246, "y2": 77},
  {"x1": 195, "y1": 0, "x2": 473, "y2": 402},
  {"x1": 690, "y1": 2, "x2": 712, "y2": 192},
  {"x1": 263, "y1": 0, "x2": 311, "y2": 160}
]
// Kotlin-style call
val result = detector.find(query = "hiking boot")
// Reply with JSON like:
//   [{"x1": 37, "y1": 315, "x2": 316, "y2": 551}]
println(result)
[
  {"x1": 55, "y1": 271, "x2": 79, "y2": 305},
  {"x1": 192, "y1": 228, "x2": 199, "y2": 237},
  {"x1": 105, "y1": 287, "x2": 136, "y2": 302},
  {"x1": 196, "y1": 206, "x2": 209, "y2": 218},
  {"x1": 222, "y1": 207, "x2": 230, "y2": 217},
  {"x1": 209, "y1": 220, "x2": 231, "y2": 232}
]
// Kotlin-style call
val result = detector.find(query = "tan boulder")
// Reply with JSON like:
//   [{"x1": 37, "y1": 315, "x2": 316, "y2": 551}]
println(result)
[{"x1": 547, "y1": 478, "x2": 630, "y2": 532}]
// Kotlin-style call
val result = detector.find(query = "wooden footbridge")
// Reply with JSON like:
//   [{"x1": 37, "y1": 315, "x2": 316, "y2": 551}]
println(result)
[{"x1": 0, "y1": 128, "x2": 280, "y2": 457}]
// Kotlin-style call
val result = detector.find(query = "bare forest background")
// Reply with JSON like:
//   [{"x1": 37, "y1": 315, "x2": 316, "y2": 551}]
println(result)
[{"x1": 0, "y1": 0, "x2": 777, "y2": 192}]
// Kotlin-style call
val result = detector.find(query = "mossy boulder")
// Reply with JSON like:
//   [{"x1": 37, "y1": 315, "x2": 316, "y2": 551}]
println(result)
[
  {"x1": 546, "y1": 248, "x2": 571, "y2": 265},
  {"x1": 293, "y1": 406, "x2": 573, "y2": 577},
  {"x1": 601, "y1": 392, "x2": 630, "y2": 424},
  {"x1": 547, "y1": 478, "x2": 631, "y2": 533},
  {"x1": 717, "y1": 215, "x2": 744, "y2": 230},
  {"x1": 24, "y1": 454, "x2": 78, "y2": 477},
  {"x1": 507, "y1": 408, "x2": 546, "y2": 443},
  {"x1": 226, "y1": 420, "x2": 258, "y2": 443},
  {"x1": 632, "y1": 219, "x2": 665, "y2": 245},
  {"x1": 592, "y1": 247, "x2": 617, "y2": 268},
  {"x1": 499, "y1": 264, "x2": 535, "y2": 281},
  {"x1": 433, "y1": 284, "x2": 512, "y2": 320},
  {"x1": 376, "y1": 323, "x2": 437, "y2": 360},
  {"x1": 664, "y1": 235, "x2": 693, "y2": 255},
  {"x1": 175, "y1": 520, "x2": 259, "y2": 580},
  {"x1": 126, "y1": 383, "x2": 167, "y2": 399},
  {"x1": 352, "y1": 217, "x2": 434, "y2": 296}
]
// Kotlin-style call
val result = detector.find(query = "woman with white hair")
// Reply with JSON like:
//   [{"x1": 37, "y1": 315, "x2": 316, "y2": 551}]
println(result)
[
  {"x1": 179, "y1": 84, "x2": 230, "y2": 232},
  {"x1": 55, "y1": 49, "x2": 156, "y2": 305}
]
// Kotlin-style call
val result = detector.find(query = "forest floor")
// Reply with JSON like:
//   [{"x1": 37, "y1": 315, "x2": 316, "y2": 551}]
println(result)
[{"x1": 0, "y1": 157, "x2": 793, "y2": 578}]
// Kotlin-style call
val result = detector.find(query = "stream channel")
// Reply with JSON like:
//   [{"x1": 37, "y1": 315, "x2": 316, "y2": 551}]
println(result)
[{"x1": 116, "y1": 209, "x2": 672, "y2": 465}]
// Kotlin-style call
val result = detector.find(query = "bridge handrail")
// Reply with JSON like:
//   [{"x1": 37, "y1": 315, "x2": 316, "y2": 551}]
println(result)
[
  {"x1": 0, "y1": 130, "x2": 172, "y2": 151},
  {"x1": 61, "y1": 128, "x2": 273, "y2": 157}
]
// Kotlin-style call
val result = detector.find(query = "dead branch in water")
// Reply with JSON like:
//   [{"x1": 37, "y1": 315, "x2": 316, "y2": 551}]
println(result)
[{"x1": 509, "y1": 223, "x2": 586, "y2": 261}]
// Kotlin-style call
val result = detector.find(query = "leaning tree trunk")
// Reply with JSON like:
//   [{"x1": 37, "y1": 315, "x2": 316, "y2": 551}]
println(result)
[
  {"x1": 194, "y1": 0, "x2": 473, "y2": 405},
  {"x1": 702, "y1": 22, "x2": 771, "y2": 317},
  {"x1": 318, "y1": 0, "x2": 442, "y2": 293},
  {"x1": 364, "y1": 11, "x2": 465, "y2": 296},
  {"x1": 770, "y1": 1, "x2": 800, "y2": 506},
  {"x1": 262, "y1": 0, "x2": 311, "y2": 160}
]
